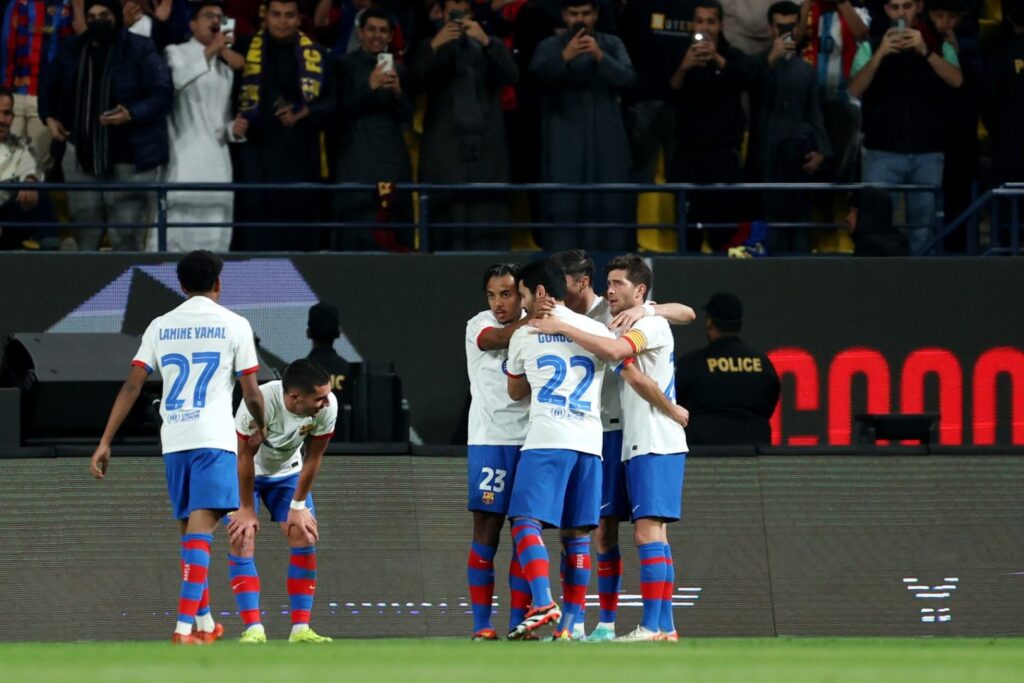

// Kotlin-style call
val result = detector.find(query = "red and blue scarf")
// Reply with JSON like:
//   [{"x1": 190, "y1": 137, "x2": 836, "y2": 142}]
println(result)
[{"x1": 0, "y1": 0, "x2": 74, "y2": 95}]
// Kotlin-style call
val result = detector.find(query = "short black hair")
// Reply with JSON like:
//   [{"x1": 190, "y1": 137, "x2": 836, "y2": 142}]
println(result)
[
  {"x1": 694, "y1": 0, "x2": 724, "y2": 20},
  {"x1": 551, "y1": 249, "x2": 594, "y2": 281},
  {"x1": 705, "y1": 291, "x2": 743, "y2": 333},
  {"x1": 518, "y1": 259, "x2": 567, "y2": 300},
  {"x1": 562, "y1": 0, "x2": 597, "y2": 10},
  {"x1": 282, "y1": 358, "x2": 331, "y2": 394},
  {"x1": 189, "y1": 0, "x2": 224, "y2": 20},
  {"x1": 176, "y1": 250, "x2": 223, "y2": 293},
  {"x1": 0, "y1": 86, "x2": 13, "y2": 106},
  {"x1": 605, "y1": 254, "x2": 652, "y2": 301},
  {"x1": 767, "y1": 0, "x2": 800, "y2": 24},
  {"x1": 307, "y1": 302, "x2": 340, "y2": 343},
  {"x1": 482, "y1": 263, "x2": 520, "y2": 292},
  {"x1": 358, "y1": 5, "x2": 393, "y2": 28}
]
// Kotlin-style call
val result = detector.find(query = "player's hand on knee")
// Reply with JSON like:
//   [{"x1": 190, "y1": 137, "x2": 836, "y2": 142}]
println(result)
[
  {"x1": 90, "y1": 445, "x2": 111, "y2": 480},
  {"x1": 287, "y1": 508, "x2": 318, "y2": 544},
  {"x1": 228, "y1": 507, "x2": 259, "y2": 546}
]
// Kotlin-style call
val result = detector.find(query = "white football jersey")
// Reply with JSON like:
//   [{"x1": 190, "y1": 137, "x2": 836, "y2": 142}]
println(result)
[
  {"x1": 465, "y1": 310, "x2": 529, "y2": 446},
  {"x1": 507, "y1": 305, "x2": 612, "y2": 456},
  {"x1": 585, "y1": 297, "x2": 623, "y2": 433},
  {"x1": 133, "y1": 296, "x2": 259, "y2": 454},
  {"x1": 616, "y1": 315, "x2": 688, "y2": 460},
  {"x1": 235, "y1": 380, "x2": 337, "y2": 478}
]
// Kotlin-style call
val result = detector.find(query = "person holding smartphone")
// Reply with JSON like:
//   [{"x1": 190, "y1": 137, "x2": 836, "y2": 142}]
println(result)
[
  {"x1": 849, "y1": 0, "x2": 963, "y2": 254},
  {"x1": 331, "y1": 5, "x2": 414, "y2": 251},
  {"x1": 152, "y1": 1, "x2": 244, "y2": 254}
]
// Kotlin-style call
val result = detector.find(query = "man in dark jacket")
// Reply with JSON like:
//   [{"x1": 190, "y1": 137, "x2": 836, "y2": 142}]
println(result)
[
  {"x1": 667, "y1": 0, "x2": 754, "y2": 252},
  {"x1": 676, "y1": 292, "x2": 780, "y2": 446},
  {"x1": 39, "y1": 0, "x2": 172, "y2": 251},
  {"x1": 982, "y1": 0, "x2": 1024, "y2": 187}
]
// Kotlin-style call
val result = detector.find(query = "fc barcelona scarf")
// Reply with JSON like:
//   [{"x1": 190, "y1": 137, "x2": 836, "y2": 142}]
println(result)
[
  {"x1": 0, "y1": 0, "x2": 74, "y2": 95},
  {"x1": 238, "y1": 30, "x2": 325, "y2": 120}
]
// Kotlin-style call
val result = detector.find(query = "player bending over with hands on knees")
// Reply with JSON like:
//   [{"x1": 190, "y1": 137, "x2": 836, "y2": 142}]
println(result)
[{"x1": 228, "y1": 358, "x2": 337, "y2": 644}]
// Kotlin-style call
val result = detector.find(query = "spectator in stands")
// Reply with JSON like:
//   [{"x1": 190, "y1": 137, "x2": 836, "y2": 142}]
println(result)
[
  {"x1": 849, "y1": 0, "x2": 963, "y2": 253},
  {"x1": 152, "y1": 1, "x2": 243, "y2": 253},
  {"x1": 721, "y1": 0, "x2": 775, "y2": 54},
  {"x1": 796, "y1": 0, "x2": 870, "y2": 185},
  {"x1": 39, "y1": 0, "x2": 172, "y2": 251},
  {"x1": 667, "y1": 0, "x2": 754, "y2": 252},
  {"x1": 231, "y1": 0, "x2": 335, "y2": 251},
  {"x1": 749, "y1": 0, "x2": 830, "y2": 253},
  {"x1": 982, "y1": 0, "x2": 1024, "y2": 186},
  {"x1": 413, "y1": 0, "x2": 518, "y2": 251},
  {"x1": 332, "y1": 6, "x2": 413, "y2": 251},
  {"x1": 675, "y1": 292, "x2": 780, "y2": 446},
  {"x1": 926, "y1": 0, "x2": 981, "y2": 252},
  {"x1": 618, "y1": 0, "x2": 692, "y2": 195},
  {"x1": 530, "y1": 0, "x2": 636, "y2": 252},
  {"x1": 305, "y1": 302, "x2": 354, "y2": 428},
  {"x1": 123, "y1": 0, "x2": 178, "y2": 49},
  {"x1": 0, "y1": 0, "x2": 77, "y2": 175},
  {"x1": 0, "y1": 86, "x2": 53, "y2": 250}
]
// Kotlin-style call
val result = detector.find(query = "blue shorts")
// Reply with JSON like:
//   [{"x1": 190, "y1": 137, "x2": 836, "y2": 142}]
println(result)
[
  {"x1": 467, "y1": 444, "x2": 521, "y2": 514},
  {"x1": 508, "y1": 448, "x2": 602, "y2": 530},
  {"x1": 252, "y1": 474, "x2": 315, "y2": 523},
  {"x1": 600, "y1": 430, "x2": 629, "y2": 520},
  {"x1": 163, "y1": 448, "x2": 239, "y2": 521},
  {"x1": 625, "y1": 453, "x2": 686, "y2": 523}
]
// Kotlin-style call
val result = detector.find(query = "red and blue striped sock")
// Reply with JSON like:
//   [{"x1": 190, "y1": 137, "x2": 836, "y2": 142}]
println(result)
[
  {"x1": 195, "y1": 579, "x2": 214, "y2": 631},
  {"x1": 287, "y1": 546, "x2": 317, "y2": 626},
  {"x1": 228, "y1": 554, "x2": 262, "y2": 628},
  {"x1": 508, "y1": 547, "x2": 531, "y2": 632},
  {"x1": 660, "y1": 543, "x2": 676, "y2": 634},
  {"x1": 596, "y1": 546, "x2": 622, "y2": 624},
  {"x1": 557, "y1": 536, "x2": 591, "y2": 633},
  {"x1": 176, "y1": 533, "x2": 212, "y2": 634},
  {"x1": 638, "y1": 542, "x2": 666, "y2": 632},
  {"x1": 467, "y1": 541, "x2": 497, "y2": 632},
  {"x1": 512, "y1": 519, "x2": 553, "y2": 606}
]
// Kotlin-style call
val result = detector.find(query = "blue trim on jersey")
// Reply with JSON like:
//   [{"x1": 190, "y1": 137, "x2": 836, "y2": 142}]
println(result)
[
  {"x1": 625, "y1": 453, "x2": 686, "y2": 523},
  {"x1": 163, "y1": 448, "x2": 239, "y2": 520},
  {"x1": 467, "y1": 445, "x2": 521, "y2": 514},
  {"x1": 508, "y1": 448, "x2": 602, "y2": 529}
]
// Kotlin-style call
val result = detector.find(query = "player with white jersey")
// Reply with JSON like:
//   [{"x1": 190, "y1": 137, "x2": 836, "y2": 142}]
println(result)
[
  {"x1": 464, "y1": 263, "x2": 539, "y2": 641},
  {"x1": 504, "y1": 259, "x2": 614, "y2": 640},
  {"x1": 530, "y1": 254, "x2": 689, "y2": 643},
  {"x1": 90, "y1": 250, "x2": 267, "y2": 645},
  {"x1": 552, "y1": 249, "x2": 695, "y2": 641},
  {"x1": 228, "y1": 359, "x2": 337, "y2": 644}
]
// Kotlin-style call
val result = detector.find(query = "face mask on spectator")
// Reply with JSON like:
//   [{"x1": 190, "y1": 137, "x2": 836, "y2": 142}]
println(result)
[{"x1": 87, "y1": 18, "x2": 117, "y2": 43}]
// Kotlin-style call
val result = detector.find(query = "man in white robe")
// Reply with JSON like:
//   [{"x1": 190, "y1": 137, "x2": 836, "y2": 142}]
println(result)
[{"x1": 150, "y1": 1, "x2": 244, "y2": 252}]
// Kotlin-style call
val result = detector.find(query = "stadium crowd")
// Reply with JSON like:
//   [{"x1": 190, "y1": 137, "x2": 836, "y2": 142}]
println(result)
[{"x1": 1, "y1": 0, "x2": 1022, "y2": 253}]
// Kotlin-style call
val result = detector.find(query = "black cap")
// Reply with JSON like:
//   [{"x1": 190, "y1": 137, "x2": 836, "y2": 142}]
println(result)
[
  {"x1": 704, "y1": 292, "x2": 743, "y2": 324},
  {"x1": 85, "y1": 0, "x2": 124, "y2": 26},
  {"x1": 307, "y1": 302, "x2": 340, "y2": 340}
]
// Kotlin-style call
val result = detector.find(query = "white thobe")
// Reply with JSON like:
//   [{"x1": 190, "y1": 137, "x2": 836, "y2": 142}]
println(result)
[{"x1": 151, "y1": 38, "x2": 235, "y2": 252}]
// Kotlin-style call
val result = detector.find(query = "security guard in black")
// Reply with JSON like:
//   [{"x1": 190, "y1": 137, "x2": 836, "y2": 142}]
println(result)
[{"x1": 676, "y1": 293, "x2": 780, "y2": 445}]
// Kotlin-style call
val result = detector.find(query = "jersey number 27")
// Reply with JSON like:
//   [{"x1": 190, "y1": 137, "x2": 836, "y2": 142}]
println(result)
[{"x1": 161, "y1": 351, "x2": 221, "y2": 410}]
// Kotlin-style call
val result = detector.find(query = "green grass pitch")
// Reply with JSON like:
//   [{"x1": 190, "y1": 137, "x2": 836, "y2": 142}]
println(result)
[{"x1": 2, "y1": 638, "x2": 1023, "y2": 683}]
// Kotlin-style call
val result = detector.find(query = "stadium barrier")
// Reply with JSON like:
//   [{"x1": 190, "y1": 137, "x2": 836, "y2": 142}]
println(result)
[
  {"x1": 0, "y1": 180, "x2": 972, "y2": 254},
  {"x1": 0, "y1": 451, "x2": 1020, "y2": 641}
]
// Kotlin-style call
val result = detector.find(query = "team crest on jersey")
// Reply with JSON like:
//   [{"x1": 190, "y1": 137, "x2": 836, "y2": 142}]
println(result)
[
  {"x1": 299, "y1": 423, "x2": 314, "y2": 436},
  {"x1": 482, "y1": 492, "x2": 495, "y2": 505}
]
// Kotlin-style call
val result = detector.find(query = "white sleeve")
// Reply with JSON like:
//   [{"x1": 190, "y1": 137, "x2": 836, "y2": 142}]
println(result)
[
  {"x1": 132, "y1": 320, "x2": 159, "y2": 373},
  {"x1": 233, "y1": 318, "x2": 260, "y2": 377},
  {"x1": 506, "y1": 330, "x2": 526, "y2": 376},
  {"x1": 166, "y1": 41, "x2": 211, "y2": 92},
  {"x1": 466, "y1": 311, "x2": 498, "y2": 349}
]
